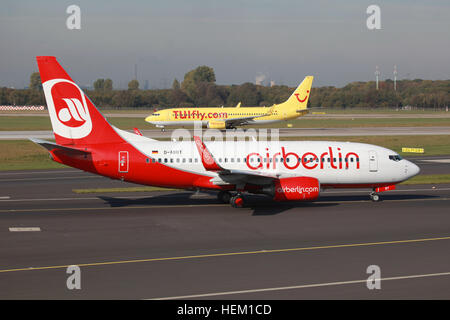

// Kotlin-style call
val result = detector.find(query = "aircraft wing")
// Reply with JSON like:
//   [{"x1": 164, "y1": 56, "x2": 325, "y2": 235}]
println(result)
[{"x1": 219, "y1": 113, "x2": 270, "y2": 128}]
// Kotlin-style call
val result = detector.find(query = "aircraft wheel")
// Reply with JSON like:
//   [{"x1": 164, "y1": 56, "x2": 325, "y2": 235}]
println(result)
[
  {"x1": 217, "y1": 191, "x2": 231, "y2": 203},
  {"x1": 230, "y1": 195, "x2": 245, "y2": 208},
  {"x1": 370, "y1": 193, "x2": 380, "y2": 202}
]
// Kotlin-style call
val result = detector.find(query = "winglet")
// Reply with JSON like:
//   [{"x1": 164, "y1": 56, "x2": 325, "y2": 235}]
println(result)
[
  {"x1": 193, "y1": 136, "x2": 223, "y2": 172},
  {"x1": 236, "y1": 102, "x2": 241, "y2": 108}
]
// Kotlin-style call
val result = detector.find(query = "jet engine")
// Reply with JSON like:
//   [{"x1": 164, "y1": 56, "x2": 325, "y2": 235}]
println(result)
[
  {"x1": 263, "y1": 176, "x2": 320, "y2": 201},
  {"x1": 207, "y1": 120, "x2": 226, "y2": 129}
]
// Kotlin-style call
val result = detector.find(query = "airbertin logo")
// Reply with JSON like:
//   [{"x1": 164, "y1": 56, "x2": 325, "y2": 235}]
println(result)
[
  {"x1": 277, "y1": 186, "x2": 319, "y2": 194},
  {"x1": 43, "y1": 78, "x2": 92, "y2": 139}
]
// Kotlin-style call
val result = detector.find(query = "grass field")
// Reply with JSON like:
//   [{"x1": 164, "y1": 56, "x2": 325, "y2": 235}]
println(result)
[
  {"x1": 399, "y1": 174, "x2": 450, "y2": 185},
  {"x1": 1, "y1": 135, "x2": 449, "y2": 171},
  {"x1": 281, "y1": 135, "x2": 450, "y2": 156},
  {"x1": 3, "y1": 108, "x2": 449, "y2": 115},
  {"x1": 0, "y1": 140, "x2": 65, "y2": 171},
  {"x1": 2, "y1": 115, "x2": 450, "y2": 131}
]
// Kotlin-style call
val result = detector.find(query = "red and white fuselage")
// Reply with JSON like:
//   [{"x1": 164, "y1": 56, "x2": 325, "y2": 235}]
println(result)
[{"x1": 32, "y1": 56, "x2": 420, "y2": 206}]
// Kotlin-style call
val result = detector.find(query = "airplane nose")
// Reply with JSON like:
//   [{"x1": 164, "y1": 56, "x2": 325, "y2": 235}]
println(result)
[{"x1": 407, "y1": 160, "x2": 420, "y2": 177}]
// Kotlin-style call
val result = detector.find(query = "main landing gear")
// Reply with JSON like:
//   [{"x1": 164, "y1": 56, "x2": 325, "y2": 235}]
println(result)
[
  {"x1": 217, "y1": 191, "x2": 245, "y2": 208},
  {"x1": 217, "y1": 191, "x2": 231, "y2": 204},
  {"x1": 230, "y1": 194, "x2": 245, "y2": 208},
  {"x1": 370, "y1": 191, "x2": 380, "y2": 202}
]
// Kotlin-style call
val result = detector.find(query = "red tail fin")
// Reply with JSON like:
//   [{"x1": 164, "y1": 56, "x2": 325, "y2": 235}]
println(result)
[{"x1": 36, "y1": 56, "x2": 122, "y2": 146}]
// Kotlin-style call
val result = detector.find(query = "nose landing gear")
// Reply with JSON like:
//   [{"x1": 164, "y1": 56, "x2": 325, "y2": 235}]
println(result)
[{"x1": 370, "y1": 191, "x2": 380, "y2": 202}]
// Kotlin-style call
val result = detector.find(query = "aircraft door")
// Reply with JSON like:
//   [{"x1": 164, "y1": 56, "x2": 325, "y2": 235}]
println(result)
[
  {"x1": 369, "y1": 150, "x2": 378, "y2": 172},
  {"x1": 119, "y1": 151, "x2": 129, "y2": 173}
]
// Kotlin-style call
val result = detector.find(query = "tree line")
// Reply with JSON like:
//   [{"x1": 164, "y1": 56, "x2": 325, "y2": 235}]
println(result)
[{"x1": 1, "y1": 67, "x2": 448, "y2": 110}]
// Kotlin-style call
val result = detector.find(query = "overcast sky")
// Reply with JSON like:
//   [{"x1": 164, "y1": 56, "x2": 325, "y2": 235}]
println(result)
[{"x1": 1, "y1": 0, "x2": 449, "y2": 89}]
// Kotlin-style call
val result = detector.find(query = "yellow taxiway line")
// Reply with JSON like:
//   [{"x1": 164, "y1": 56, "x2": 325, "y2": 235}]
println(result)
[{"x1": 1, "y1": 235, "x2": 450, "y2": 274}]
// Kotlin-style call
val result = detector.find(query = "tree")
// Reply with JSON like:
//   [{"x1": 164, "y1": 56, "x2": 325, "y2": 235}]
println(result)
[
  {"x1": 181, "y1": 66, "x2": 216, "y2": 104},
  {"x1": 227, "y1": 83, "x2": 261, "y2": 106},
  {"x1": 172, "y1": 78, "x2": 180, "y2": 90},
  {"x1": 128, "y1": 79, "x2": 139, "y2": 90},
  {"x1": 93, "y1": 79, "x2": 105, "y2": 91},
  {"x1": 29, "y1": 72, "x2": 41, "y2": 90},
  {"x1": 104, "y1": 79, "x2": 113, "y2": 91},
  {"x1": 94, "y1": 78, "x2": 113, "y2": 91}
]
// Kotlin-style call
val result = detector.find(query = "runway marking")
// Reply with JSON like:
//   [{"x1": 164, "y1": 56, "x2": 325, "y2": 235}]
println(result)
[
  {"x1": 0, "y1": 176, "x2": 98, "y2": 182},
  {"x1": 8, "y1": 227, "x2": 41, "y2": 232},
  {"x1": 0, "y1": 196, "x2": 154, "y2": 202},
  {"x1": 420, "y1": 159, "x2": 450, "y2": 163},
  {"x1": 0, "y1": 170, "x2": 77, "y2": 176},
  {"x1": 0, "y1": 235, "x2": 449, "y2": 274},
  {"x1": 0, "y1": 204, "x2": 227, "y2": 213},
  {"x1": 151, "y1": 271, "x2": 450, "y2": 300},
  {"x1": 1, "y1": 195, "x2": 450, "y2": 214},
  {"x1": 0, "y1": 187, "x2": 448, "y2": 203}
]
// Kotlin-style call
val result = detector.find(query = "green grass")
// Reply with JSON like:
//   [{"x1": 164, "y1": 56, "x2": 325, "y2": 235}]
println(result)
[
  {"x1": 0, "y1": 140, "x2": 65, "y2": 171},
  {"x1": 280, "y1": 135, "x2": 450, "y2": 157},
  {"x1": 1, "y1": 135, "x2": 449, "y2": 171},
  {"x1": 309, "y1": 108, "x2": 450, "y2": 115},
  {"x1": 252, "y1": 117, "x2": 450, "y2": 129},
  {"x1": 400, "y1": 174, "x2": 450, "y2": 185},
  {"x1": 3, "y1": 115, "x2": 450, "y2": 131},
  {"x1": 0, "y1": 116, "x2": 148, "y2": 131}
]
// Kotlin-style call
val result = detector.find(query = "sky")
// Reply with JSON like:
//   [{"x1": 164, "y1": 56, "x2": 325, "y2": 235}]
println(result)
[{"x1": 1, "y1": 0, "x2": 449, "y2": 89}]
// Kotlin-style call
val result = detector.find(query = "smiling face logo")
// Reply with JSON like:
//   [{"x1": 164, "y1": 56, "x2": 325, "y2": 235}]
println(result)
[
  {"x1": 43, "y1": 78, "x2": 92, "y2": 139},
  {"x1": 294, "y1": 90, "x2": 309, "y2": 103}
]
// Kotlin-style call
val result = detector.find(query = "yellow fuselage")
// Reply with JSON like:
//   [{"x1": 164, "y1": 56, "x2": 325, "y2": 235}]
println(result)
[{"x1": 146, "y1": 106, "x2": 301, "y2": 126}]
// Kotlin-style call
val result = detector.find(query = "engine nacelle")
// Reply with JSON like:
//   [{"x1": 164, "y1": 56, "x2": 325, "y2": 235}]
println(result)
[
  {"x1": 272, "y1": 177, "x2": 320, "y2": 201},
  {"x1": 207, "y1": 120, "x2": 226, "y2": 129}
]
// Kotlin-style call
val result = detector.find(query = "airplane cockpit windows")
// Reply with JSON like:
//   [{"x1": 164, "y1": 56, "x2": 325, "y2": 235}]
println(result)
[{"x1": 389, "y1": 155, "x2": 403, "y2": 162}]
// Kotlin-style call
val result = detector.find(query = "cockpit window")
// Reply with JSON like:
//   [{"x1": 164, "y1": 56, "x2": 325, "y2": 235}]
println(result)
[
  {"x1": 389, "y1": 155, "x2": 403, "y2": 162},
  {"x1": 152, "y1": 113, "x2": 160, "y2": 116}
]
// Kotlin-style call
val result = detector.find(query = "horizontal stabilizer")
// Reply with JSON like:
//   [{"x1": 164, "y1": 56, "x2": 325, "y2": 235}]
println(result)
[{"x1": 29, "y1": 138, "x2": 90, "y2": 157}]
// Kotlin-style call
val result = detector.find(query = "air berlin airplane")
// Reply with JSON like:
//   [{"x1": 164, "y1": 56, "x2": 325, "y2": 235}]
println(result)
[{"x1": 32, "y1": 56, "x2": 420, "y2": 207}]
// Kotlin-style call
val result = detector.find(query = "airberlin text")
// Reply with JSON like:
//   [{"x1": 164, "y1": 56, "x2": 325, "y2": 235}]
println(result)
[{"x1": 246, "y1": 146, "x2": 360, "y2": 170}]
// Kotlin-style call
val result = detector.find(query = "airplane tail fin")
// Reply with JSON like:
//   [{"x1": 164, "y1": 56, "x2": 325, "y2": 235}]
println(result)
[
  {"x1": 277, "y1": 76, "x2": 314, "y2": 112},
  {"x1": 36, "y1": 56, "x2": 122, "y2": 146}
]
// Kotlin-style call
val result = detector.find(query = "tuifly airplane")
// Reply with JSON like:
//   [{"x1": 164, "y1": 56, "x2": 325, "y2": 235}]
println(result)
[{"x1": 145, "y1": 77, "x2": 313, "y2": 130}]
